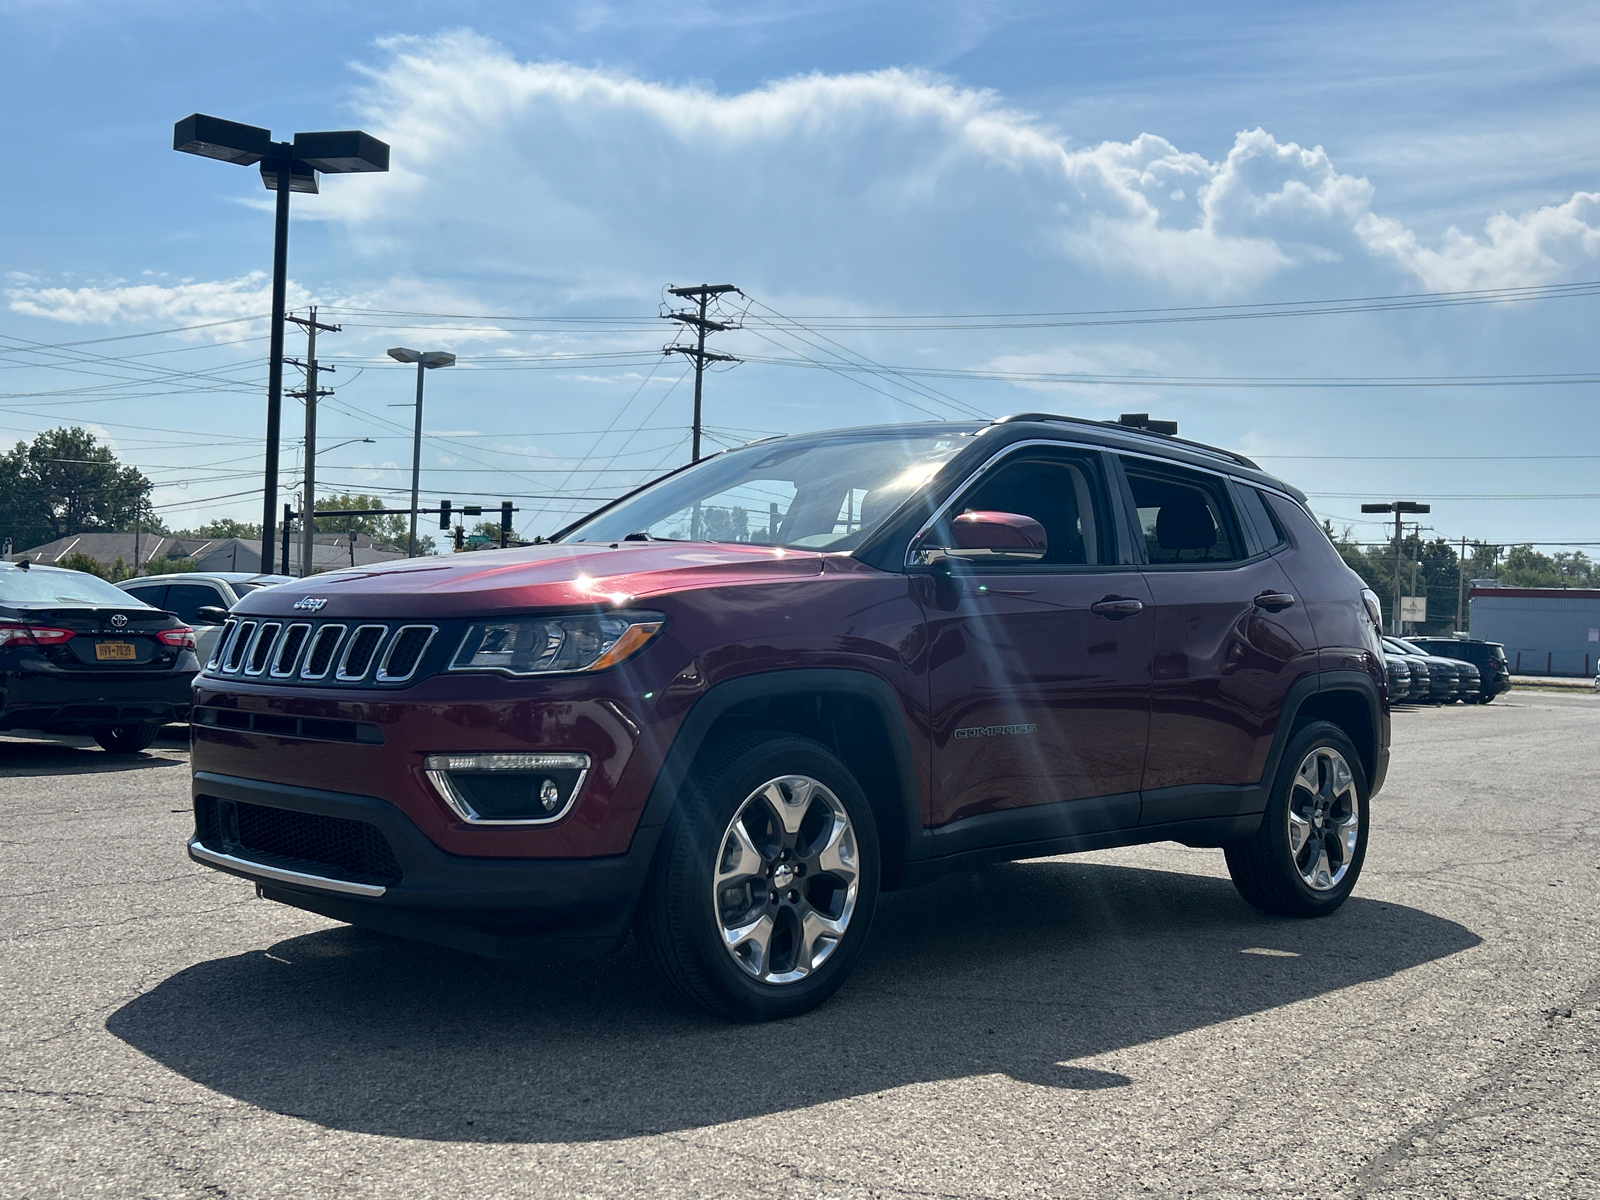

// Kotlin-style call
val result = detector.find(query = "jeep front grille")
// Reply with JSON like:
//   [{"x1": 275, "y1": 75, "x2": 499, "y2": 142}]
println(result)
[{"x1": 206, "y1": 619, "x2": 440, "y2": 687}]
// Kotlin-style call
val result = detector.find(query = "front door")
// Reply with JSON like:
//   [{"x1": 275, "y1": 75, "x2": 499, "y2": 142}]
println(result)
[{"x1": 917, "y1": 446, "x2": 1153, "y2": 834}]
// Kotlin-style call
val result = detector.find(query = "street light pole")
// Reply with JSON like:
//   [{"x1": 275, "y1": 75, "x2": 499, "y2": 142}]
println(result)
[
  {"x1": 263, "y1": 160, "x2": 290, "y2": 573},
  {"x1": 408, "y1": 358, "x2": 425, "y2": 557},
  {"x1": 387, "y1": 348, "x2": 456, "y2": 556},
  {"x1": 173, "y1": 114, "x2": 389, "y2": 575},
  {"x1": 1361, "y1": 500, "x2": 1431, "y2": 634}
]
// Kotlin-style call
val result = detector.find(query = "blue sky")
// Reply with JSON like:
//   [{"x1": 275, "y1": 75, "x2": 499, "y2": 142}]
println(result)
[{"x1": 3, "y1": 0, "x2": 1598, "y2": 547}]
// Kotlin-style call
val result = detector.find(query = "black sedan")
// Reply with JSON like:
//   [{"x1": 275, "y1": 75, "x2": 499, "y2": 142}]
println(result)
[{"x1": 0, "y1": 561, "x2": 199, "y2": 753}]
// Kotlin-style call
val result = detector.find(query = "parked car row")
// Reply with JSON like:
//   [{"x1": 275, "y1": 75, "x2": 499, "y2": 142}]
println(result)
[{"x1": 1382, "y1": 635, "x2": 1508, "y2": 705}]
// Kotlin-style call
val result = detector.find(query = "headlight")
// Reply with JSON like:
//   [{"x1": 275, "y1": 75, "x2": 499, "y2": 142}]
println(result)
[{"x1": 447, "y1": 611, "x2": 664, "y2": 676}]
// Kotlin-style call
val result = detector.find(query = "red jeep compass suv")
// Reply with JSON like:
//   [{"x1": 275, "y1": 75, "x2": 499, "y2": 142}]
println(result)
[{"x1": 189, "y1": 414, "x2": 1389, "y2": 1019}]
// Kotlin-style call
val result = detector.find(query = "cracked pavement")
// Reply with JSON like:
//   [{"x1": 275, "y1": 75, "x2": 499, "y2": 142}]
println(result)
[{"x1": 1, "y1": 692, "x2": 1596, "y2": 1199}]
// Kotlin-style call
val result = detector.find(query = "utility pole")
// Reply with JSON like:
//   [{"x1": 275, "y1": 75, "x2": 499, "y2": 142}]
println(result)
[
  {"x1": 1409, "y1": 532, "x2": 1421, "y2": 635},
  {"x1": 1458, "y1": 536, "x2": 1468, "y2": 633},
  {"x1": 1361, "y1": 501, "x2": 1431, "y2": 634},
  {"x1": 287, "y1": 307, "x2": 339, "y2": 578},
  {"x1": 132, "y1": 497, "x2": 142, "y2": 579},
  {"x1": 663, "y1": 283, "x2": 740, "y2": 461}
]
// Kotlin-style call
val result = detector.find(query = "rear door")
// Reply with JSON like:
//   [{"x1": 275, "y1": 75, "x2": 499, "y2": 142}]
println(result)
[
  {"x1": 917, "y1": 444, "x2": 1153, "y2": 834},
  {"x1": 1118, "y1": 456, "x2": 1318, "y2": 824}
]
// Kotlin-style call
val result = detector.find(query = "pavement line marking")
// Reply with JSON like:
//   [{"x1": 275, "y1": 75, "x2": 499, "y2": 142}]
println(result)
[{"x1": 1241, "y1": 947, "x2": 1300, "y2": 957}]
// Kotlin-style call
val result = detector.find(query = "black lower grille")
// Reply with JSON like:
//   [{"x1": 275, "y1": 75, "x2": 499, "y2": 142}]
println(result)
[{"x1": 196, "y1": 796, "x2": 403, "y2": 887}]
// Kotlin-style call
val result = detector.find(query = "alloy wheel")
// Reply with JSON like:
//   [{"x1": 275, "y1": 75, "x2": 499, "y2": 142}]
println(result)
[
  {"x1": 1286, "y1": 746, "x2": 1360, "y2": 891},
  {"x1": 712, "y1": 774, "x2": 860, "y2": 984}
]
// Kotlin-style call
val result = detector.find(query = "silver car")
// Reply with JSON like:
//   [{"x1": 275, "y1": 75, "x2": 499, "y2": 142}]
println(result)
[{"x1": 115, "y1": 572, "x2": 293, "y2": 666}]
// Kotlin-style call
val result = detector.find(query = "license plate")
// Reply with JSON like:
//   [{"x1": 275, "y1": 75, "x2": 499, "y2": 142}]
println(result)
[{"x1": 95, "y1": 642, "x2": 137, "y2": 661}]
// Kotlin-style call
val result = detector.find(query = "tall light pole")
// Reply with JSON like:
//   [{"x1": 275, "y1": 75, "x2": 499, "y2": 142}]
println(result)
[
  {"x1": 387, "y1": 348, "x2": 456, "y2": 557},
  {"x1": 1361, "y1": 501, "x2": 1431, "y2": 633},
  {"x1": 173, "y1": 114, "x2": 389, "y2": 574}
]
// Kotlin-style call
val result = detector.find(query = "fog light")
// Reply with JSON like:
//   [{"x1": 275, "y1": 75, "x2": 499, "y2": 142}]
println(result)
[{"x1": 423, "y1": 752, "x2": 591, "y2": 825}]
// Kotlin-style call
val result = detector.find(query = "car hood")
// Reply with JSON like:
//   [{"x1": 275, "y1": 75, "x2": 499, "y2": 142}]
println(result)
[{"x1": 230, "y1": 541, "x2": 829, "y2": 620}]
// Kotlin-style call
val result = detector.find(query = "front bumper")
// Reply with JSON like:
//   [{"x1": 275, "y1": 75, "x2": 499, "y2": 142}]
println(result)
[
  {"x1": 190, "y1": 771, "x2": 663, "y2": 960},
  {"x1": 0, "y1": 669, "x2": 194, "y2": 732}
]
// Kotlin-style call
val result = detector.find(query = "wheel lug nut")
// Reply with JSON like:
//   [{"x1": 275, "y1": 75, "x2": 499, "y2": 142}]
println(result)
[
  {"x1": 787, "y1": 889, "x2": 798, "y2": 902},
  {"x1": 770, "y1": 891, "x2": 779, "y2": 904}
]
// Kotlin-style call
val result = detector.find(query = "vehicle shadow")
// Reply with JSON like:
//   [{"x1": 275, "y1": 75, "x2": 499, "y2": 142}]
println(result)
[
  {"x1": 107, "y1": 860, "x2": 1479, "y2": 1143},
  {"x1": 0, "y1": 729, "x2": 187, "y2": 776}
]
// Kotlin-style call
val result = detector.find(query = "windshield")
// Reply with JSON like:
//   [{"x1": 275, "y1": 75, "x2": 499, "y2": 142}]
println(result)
[
  {"x1": 559, "y1": 429, "x2": 974, "y2": 551},
  {"x1": 0, "y1": 568, "x2": 154, "y2": 607}
]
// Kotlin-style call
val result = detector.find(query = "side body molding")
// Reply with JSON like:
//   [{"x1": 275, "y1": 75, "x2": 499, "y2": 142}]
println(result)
[{"x1": 631, "y1": 666, "x2": 1383, "y2": 891}]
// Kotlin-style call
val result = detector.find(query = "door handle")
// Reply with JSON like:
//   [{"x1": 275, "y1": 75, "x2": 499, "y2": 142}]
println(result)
[
  {"x1": 1254, "y1": 591, "x2": 1296, "y2": 612},
  {"x1": 1090, "y1": 596, "x2": 1145, "y2": 619}
]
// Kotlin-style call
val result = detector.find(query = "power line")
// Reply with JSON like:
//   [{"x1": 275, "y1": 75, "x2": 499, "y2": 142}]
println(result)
[
  {"x1": 737, "y1": 278, "x2": 1600, "y2": 329},
  {"x1": 737, "y1": 354, "x2": 1600, "y2": 389}
]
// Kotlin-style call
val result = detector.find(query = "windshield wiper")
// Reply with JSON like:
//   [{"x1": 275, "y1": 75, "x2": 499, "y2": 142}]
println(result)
[{"x1": 622, "y1": 531, "x2": 685, "y2": 542}]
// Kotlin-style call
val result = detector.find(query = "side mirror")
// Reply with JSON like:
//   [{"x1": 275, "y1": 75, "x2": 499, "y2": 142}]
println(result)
[
  {"x1": 195, "y1": 606, "x2": 231, "y2": 625},
  {"x1": 914, "y1": 511, "x2": 1047, "y2": 565}
]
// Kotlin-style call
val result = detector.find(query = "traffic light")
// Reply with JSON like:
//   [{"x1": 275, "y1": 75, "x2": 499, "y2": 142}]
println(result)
[
  {"x1": 453, "y1": 526, "x2": 465, "y2": 551},
  {"x1": 439, "y1": 499, "x2": 451, "y2": 530},
  {"x1": 500, "y1": 500, "x2": 513, "y2": 547}
]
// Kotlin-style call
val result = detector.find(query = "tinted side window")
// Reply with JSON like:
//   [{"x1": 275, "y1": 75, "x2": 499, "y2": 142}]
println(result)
[
  {"x1": 163, "y1": 583, "x2": 228, "y2": 624},
  {"x1": 1236, "y1": 485, "x2": 1287, "y2": 552},
  {"x1": 1121, "y1": 459, "x2": 1244, "y2": 565},
  {"x1": 930, "y1": 449, "x2": 1110, "y2": 565},
  {"x1": 121, "y1": 584, "x2": 168, "y2": 610}
]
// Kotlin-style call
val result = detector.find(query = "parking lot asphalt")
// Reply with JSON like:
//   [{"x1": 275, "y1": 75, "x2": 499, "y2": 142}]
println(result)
[{"x1": 1, "y1": 691, "x2": 1596, "y2": 1200}]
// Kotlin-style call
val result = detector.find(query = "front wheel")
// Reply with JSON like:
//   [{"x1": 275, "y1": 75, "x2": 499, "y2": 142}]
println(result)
[
  {"x1": 1225, "y1": 721, "x2": 1369, "y2": 917},
  {"x1": 637, "y1": 733, "x2": 879, "y2": 1020},
  {"x1": 92, "y1": 724, "x2": 161, "y2": 754}
]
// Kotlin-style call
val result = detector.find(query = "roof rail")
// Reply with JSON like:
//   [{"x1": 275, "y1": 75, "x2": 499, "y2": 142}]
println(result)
[{"x1": 992, "y1": 412, "x2": 1260, "y2": 470}]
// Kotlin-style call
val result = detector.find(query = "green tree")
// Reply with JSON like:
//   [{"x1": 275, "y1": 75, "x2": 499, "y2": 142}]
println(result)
[
  {"x1": 143, "y1": 556, "x2": 199, "y2": 576},
  {"x1": 58, "y1": 552, "x2": 109, "y2": 579},
  {"x1": 313, "y1": 493, "x2": 435, "y2": 555},
  {"x1": 0, "y1": 427, "x2": 154, "y2": 550},
  {"x1": 182, "y1": 518, "x2": 263, "y2": 540},
  {"x1": 1323, "y1": 524, "x2": 1466, "y2": 633}
]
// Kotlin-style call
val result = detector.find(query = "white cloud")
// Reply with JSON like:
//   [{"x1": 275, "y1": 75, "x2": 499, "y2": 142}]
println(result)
[
  {"x1": 291, "y1": 33, "x2": 1600, "y2": 299},
  {"x1": 4, "y1": 272, "x2": 304, "y2": 331}
]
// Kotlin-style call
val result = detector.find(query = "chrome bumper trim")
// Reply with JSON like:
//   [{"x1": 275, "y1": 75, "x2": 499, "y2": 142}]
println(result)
[{"x1": 187, "y1": 837, "x2": 387, "y2": 897}]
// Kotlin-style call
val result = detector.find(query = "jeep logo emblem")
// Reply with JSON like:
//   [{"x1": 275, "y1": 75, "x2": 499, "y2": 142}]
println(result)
[{"x1": 293, "y1": 597, "x2": 329, "y2": 612}]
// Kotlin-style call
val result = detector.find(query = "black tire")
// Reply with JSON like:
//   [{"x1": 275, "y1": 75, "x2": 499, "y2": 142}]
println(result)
[
  {"x1": 636, "y1": 732, "x2": 880, "y2": 1021},
  {"x1": 1224, "y1": 720, "x2": 1369, "y2": 917},
  {"x1": 92, "y1": 724, "x2": 160, "y2": 755}
]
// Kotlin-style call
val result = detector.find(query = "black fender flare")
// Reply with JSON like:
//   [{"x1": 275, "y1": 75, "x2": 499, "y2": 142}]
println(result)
[
  {"x1": 631, "y1": 667, "x2": 923, "y2": 869},
  {"x1": 1257, "y1": 669, "x2": 1384, "y2": 802}
]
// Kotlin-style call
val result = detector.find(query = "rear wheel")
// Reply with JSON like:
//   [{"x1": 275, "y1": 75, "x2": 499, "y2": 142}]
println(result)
[
  {"x1": 92, "y1": 724, "x2": 160, "y2": 755},
  {"x1": 637, "y1": 733, "x2": 879, "y2": 1020},
  {"x1": 1225, "y1": 721, "x2": 1368, "y2": 917}
]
